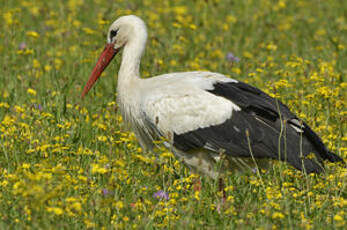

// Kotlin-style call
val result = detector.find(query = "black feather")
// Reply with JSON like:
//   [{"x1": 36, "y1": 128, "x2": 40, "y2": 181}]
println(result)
[{"x1": 173, "y1": 81, "x2": 344, "y2": 173}]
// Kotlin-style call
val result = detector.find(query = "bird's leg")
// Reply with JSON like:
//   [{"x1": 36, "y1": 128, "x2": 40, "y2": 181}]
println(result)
[
  {"x1": 193, "y1": 177, "x2": 201, "y2": 192},
  {"x1": 215, "y1": 150, "x2": 227, "y2": 201},
  {"x1": 218, "y1": 177, "x2": 227, "y2": 201},
  {"x1": 216, "y1": 177, "x2": 229, "y2": 214}
]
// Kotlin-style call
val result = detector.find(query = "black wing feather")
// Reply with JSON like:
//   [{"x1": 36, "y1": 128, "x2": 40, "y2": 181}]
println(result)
[{"x1": 173, "y1": 81, "x2": 344, "y2": 173}]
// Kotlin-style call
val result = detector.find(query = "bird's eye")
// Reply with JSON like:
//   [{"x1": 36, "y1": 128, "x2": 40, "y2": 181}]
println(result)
[{"x1": 110, "y1": 29, "x2": 118, "y2": 41}]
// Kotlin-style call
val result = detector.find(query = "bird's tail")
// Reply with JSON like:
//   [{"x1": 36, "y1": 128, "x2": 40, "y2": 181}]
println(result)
[
  {"x1": 326, "y1": 151, "x2": 345, "y2": 163},
  {"x1": 299, "y1": 158, "x2": 325, "y2": 174},
  {"x1": 296, "y1": 151, "x2": 345, "y2": 174}
]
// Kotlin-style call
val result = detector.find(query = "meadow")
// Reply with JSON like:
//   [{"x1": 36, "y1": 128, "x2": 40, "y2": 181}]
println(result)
[{"x1": 0, "y1": 0, "x2": 346, "y2": 229}]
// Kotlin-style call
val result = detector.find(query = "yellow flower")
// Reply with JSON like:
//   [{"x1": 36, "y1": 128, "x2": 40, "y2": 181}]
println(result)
[
  {"x1": 226, "y1": 15, "x2": 237, "y2": 23},
  {"x1": 47, "y1": 207, "x2": 63, "y2": 215},
  {"x1": 266, "y1": 42, "x2": 278, "y2": 51},
  {"x1": 73, "y1": 20, "x2": 81, "y2": 27},
  {"x1": 3, "y1": 12, "x2": 13, "y2": 25},
  {"x1": 232, "y1": 67, "x2": 241, "y2": 75},
  {"x1": 54, "y1": 58, "x2": 63, "y2": 70},
  {"x1": 0, "y1": 102, "x2": 10, "y2": 108},
  {"x1": 333, "y1": 214, "x2": 343, "y2": 222},
  {"x1": 194, "y1": 191, "x2": 200, "y2": 201},
  {"x1": 26, "y1": 31, "x2": 40, "y2": 38},
  {"x1": 172, "y1": 6, "x2": 187, "y2": 15},
  {"x1": 273, "y1": 0, "x2": 286, "y2": 11},
  {"x1": 243, "y1": 51, "x2": 254, "y2": 59},
  {"x1": 97, "y1": 135, "x2": 107, "y2": 142},
  {"x1": 71, "y1": 202, "x2": 82, "y2": 212},
  {"x1": 33, "y1": 59, "x2": 40, "y2": 68},
  {"x1": 115, "y1": 201, "x2": 124, "y2": 209},
  {"x1": 189, "y1": 24, "x2": 197, "y2": 30},
  {"x1": 82, "y1": 27, "x2": 96, "y2": 35},
  {"x1": 91, "y1": 164, "x2": 108, "y2": 174},
  {"x1": 44, "y1": 65, "x2": 52, "y2": 72},
  {"x1": 338, "y1": 44, "x2": 345, "y2": 50},
  {"x1": 22, "y1": 163, "x2": 30, "y2": 169},
  {"x1": 98, "y1": 19, "x2": 109, "y2": 25},
  {"x1": 272, "y1": 212, "x2": 285, "y2": 219}
]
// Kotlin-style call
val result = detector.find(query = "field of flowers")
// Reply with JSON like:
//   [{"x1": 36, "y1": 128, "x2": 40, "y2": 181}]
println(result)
[{"x1": 1, "y1": 0, "x2": 346, "y2": 229}]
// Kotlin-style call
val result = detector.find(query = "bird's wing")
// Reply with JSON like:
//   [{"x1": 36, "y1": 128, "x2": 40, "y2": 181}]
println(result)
[
  {"x1": 206, "y1": 82, "x2": 343, "y2": 159},
  {"x1": 174, "y1": 81, "x2": 343, "y2": 173},
  {"x1": 142, "y1": 85, "x2": 241, "y2": 137},
  {"x1": 142, "y1": 75, "x2": 343, "y2": 173}
]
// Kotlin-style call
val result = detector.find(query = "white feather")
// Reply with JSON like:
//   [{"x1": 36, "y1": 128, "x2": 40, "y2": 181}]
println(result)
[{"x1": 141, "y1": 72, "x2": 240, "y2": 136}]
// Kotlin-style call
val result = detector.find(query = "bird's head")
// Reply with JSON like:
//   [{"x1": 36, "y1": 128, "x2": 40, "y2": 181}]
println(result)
[{"x1": 81, "y1": 15, "x2": 146, "y2": 98}]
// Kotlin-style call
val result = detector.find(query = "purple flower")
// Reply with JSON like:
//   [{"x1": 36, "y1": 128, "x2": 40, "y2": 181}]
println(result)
[
  {"x1": 19, "y1": 42, "x2": 27, "y2": 50},
  {"x1": 33, "y1": 104, "x2": 43, "y2": 111},
  {"x1": 153, "y1": 190, "x2": 169, "y2": 200},
  {"x1": 102, "y1": 188, "x2": 111, "y2": 196},
  {"x1": 226, "y1": 52, "x2": 240, "y2": 63}
]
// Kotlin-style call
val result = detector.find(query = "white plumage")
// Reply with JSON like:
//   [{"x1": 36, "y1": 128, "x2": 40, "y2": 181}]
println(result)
[
  {"x1": 141, "y1": 72, "x2": 240, "y2": 135},
  {"x1": 81, "y1": 15, "x2": 344, "y2": 178}
]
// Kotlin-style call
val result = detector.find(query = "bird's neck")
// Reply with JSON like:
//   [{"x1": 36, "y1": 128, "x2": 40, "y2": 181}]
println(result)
[
  {"x1": 117, "y1": 36, "x2": 146, "y2": 117},
  {"x1": 117, "y1": 36, "x2": 146, "y2": 90}
]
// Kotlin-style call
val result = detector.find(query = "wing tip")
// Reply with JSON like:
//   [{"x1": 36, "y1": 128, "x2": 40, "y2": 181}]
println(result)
[
  {"x1": 326, "y1": 151, "x2": 345, "y2": 163},
  {"x1": 299, "y1": 152, "x2": 345, "y2": 174}
]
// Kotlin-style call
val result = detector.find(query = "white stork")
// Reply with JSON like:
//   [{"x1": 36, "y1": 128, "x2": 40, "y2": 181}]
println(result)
[{"x1": 81, "y1": 15, "x2": 343, "y2": 178}]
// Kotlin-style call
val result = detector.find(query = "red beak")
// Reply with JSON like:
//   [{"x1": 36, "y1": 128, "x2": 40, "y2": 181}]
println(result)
[{"x1": 81, "y1": 43, "x2": 119, "y2": 98}]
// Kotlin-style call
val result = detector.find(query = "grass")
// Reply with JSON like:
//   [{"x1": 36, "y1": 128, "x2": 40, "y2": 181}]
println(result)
[{"x1": 0, "y1": 0, "x2": 346, "y2": 229}]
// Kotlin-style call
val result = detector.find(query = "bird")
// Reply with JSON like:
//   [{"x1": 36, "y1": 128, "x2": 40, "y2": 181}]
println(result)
[{"x1": 81, "y1": 15, "x2": 343, "y2": 179}]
